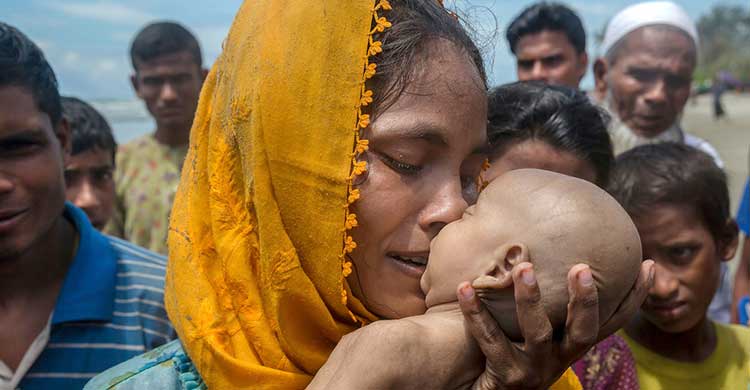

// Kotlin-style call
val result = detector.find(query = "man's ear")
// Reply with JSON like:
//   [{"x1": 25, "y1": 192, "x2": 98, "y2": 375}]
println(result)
[
  {"x1": 577, "y1": 52, "x2": 589, "y2": 82},
  {"x1": 130, "y1": 73, "x2": 142, "y2": 98},
  {"x1": 56, "y1": 117, "x2": 72, "y2": 164},
  {"x1": 472, "y1": 243, "x2": 529, "y2": 290},
  {"x1": 201, "y1": 68, "x2": 209, "y2": 82},
  {"x1": 593, "y1": 57, "x2": 609, "y2": 101},
  {"x1": 719, "y1": 219, "x2": 740, "y2": 262}
]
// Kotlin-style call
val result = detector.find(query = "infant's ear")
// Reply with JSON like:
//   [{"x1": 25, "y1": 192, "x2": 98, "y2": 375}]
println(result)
[{"x1": 472, "y1": 243, "x2": 529, "y2": 290}]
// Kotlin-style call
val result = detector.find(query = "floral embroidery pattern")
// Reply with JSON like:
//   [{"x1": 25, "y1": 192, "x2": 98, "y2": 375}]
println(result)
[{"x1": 340, "y1": 0, "x2": 392, "y2": 321}]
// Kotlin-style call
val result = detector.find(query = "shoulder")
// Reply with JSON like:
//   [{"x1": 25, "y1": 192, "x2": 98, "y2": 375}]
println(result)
[
  {"x1": 107, "y1": 235, "x2": 168, "y2": 270},
  {"x1": 84, "y1": 340, "x2": 204, "y2": 390},
  {"x1": 683, "y1": 133, "x2": 724, "y2": 167},
  {"x1": 716, "y1": 322, "x2": 750, "y2": 344},
  {"x1": 116, "y1": 134, "x2": 157, "y2": 165}
]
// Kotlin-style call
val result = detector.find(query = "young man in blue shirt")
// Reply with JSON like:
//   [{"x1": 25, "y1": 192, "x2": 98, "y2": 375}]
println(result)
[{"x1": 0, "y1": 22, "x2": 173, "y2": 389}]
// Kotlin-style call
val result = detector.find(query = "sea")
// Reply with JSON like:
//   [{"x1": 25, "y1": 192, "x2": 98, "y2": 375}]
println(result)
[{"x1": 89, "y1": 99, "x2": 154, "y2": 144}]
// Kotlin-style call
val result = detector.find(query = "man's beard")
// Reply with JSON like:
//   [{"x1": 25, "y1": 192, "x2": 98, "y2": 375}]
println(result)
[{"x1": 603, "y1": 88, "x2": 684, "y2": 155}]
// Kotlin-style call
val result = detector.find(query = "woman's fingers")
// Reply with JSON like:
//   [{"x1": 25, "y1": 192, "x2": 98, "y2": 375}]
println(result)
[
  {"x1": 561, "y1": 264, "x2": 599, "y2": 360},
  {"x1": 512, "y1": 263, "x2": 554, "y2": 358},
  {"x1": 599, "y1": 259, "x2": 655, "y2": 338}
]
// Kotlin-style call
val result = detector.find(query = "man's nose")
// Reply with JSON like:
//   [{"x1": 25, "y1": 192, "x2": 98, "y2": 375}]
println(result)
[
  {"x1": 0, "y1": 171, "x2": 13, "y2": 194},
  {"x1": 643, "y1": 78, "x2": 668, "y2": 105},
  {"x1": 159, "y1": 82, "x2": 178, "y2": 102}
]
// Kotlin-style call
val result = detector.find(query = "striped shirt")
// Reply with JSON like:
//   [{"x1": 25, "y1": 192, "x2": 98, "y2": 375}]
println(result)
[{"x1": 14, "y1": 204, "x2": 174, "y2": 390}]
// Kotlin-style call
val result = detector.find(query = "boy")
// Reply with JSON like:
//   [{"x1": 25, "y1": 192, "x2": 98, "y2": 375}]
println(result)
[
  {"x1": 107, "y1": 22, "x2": 207, "y2": 254},
  {"x1": 62, "y1": 96, "x2": 116, "y2": 230},
  {"x1": 0, "y1": 23, "x2": 172, "y2": 390},
  {"x1": 609, "y1": 142, "x2": 750, "y2": 389}
]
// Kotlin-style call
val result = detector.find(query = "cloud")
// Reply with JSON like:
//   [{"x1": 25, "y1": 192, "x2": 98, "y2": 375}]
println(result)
[
  {"x1": 46, "y1": 1, "x2": 155, "y2": 25},
  {"x1": 567, "y1": 1, "x2": 617, "y2": 17}
]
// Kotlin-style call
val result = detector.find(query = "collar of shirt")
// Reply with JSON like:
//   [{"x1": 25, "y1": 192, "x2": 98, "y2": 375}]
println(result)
[{"x1": 51, "y1": 203, "x2": 118, "y2": 325}]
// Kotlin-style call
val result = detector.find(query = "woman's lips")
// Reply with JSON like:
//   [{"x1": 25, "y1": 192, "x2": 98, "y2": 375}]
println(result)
[{"x1": 387, "y1": 253, "x2": 428, "y2": 279}]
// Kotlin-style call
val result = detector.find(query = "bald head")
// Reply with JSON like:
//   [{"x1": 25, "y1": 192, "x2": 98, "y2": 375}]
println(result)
[{"x1": 423, "y1": 169, "x2": 642, "y2": 341}]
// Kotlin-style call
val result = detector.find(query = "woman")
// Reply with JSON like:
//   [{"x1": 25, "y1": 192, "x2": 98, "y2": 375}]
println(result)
[
  {"x1": 486, "y1": 81, "x2": 640, "y2": 390},
  {"x1": 86, "y1": 2, "x2": 653, "y2": 389}
]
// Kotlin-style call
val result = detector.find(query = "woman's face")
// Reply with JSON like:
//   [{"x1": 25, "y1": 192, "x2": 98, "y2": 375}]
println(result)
[
  {"x1": 349, "y1": 40, "x2": 487, "y2": 319},
  {"x1": 485, "y1": 140, "x2": 597, "y2": 184}
]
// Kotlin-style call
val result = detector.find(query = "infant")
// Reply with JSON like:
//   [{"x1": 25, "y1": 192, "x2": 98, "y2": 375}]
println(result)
[
  {"x1": 421, "y1": 168, "x2": 643, "y2": 341},
  {"x1": 309, "y1": 169, "x2": 642, "y2": 389}
]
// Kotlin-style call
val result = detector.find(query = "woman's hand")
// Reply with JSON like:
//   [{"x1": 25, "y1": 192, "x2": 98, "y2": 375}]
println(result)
[{"x1": 458, "y1": 260, "x2": 655, "y2": 390}]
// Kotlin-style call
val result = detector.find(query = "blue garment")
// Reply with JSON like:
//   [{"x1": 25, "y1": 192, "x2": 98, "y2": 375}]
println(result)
[
  {"x1": 738, "y1": 179, "x2": 749, "y2": 235},
  {"x1": 83, "y1": 340, "x2": 204, "y2": 390},
  {"x1": 17, "y1": 203, "x2": 174, "y2": 390}
]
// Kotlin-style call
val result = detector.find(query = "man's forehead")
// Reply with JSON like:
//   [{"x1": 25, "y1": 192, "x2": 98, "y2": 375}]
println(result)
[
  {"x1": 0, "y1": 86, "x2": 54, "y2": 136},
  {"x1": 517, "y1": 30, "x2": 573, "y2": 57},
  {"x1": 619, "y1": 26, "x2": 696, "y2": 59},
  {"x1": 135, "y1": 51, "x2": 199, "y2": 74}
]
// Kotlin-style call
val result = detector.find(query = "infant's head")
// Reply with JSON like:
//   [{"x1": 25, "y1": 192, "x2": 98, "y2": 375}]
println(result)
[{"x1": 421, "y1": 168, "x2": 642, "y2": 341}]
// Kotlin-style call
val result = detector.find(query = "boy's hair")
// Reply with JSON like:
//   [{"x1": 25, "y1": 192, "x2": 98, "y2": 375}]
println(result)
[
  {"x1": 506, "y1": 2, "x2": 586, "y2": 55},
  {"x1": 61, "y1": 97, "x2": 117, "y2": 162},
  {"x1": 130, "y1": 21, "x2": 202, "y2": 71},
  {"x1": 608, "y1": 143, "x2": 730, "y2": 241},
  {"x1": 488, "y1": 81, "x2": 613, "y2": 186},
  {"x1": 0, "y1": 22, "x2": 62, "y2": 125}
]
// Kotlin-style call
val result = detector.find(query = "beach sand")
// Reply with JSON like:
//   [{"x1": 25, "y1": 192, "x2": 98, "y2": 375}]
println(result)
[{"x1": 683, "y1": 93, "x2": 750, "y2": 270}]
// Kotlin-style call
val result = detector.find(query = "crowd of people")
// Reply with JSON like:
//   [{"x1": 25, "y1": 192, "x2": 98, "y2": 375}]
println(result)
[{"x1": 0, "y1": 0, "x2": 748, "y2": 389}]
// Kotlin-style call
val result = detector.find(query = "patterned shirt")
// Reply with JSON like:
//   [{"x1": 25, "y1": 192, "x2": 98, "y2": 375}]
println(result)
[
  {"x1": 105, "y1": 134, "x2": 187, "y2": 255},
  {"x1": 12, "y1": 203, "x2": 173, "y2": 390}
]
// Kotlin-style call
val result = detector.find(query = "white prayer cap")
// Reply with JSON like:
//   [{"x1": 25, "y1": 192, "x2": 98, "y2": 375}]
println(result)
[{"x1": 600, "y1": 1, "x2": 698, "y2": 56}]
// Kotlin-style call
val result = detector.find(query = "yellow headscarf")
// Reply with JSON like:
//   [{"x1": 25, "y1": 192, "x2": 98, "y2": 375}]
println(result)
[{"x1": 164, "y1": 1, "x2": 581, "y2": 389}]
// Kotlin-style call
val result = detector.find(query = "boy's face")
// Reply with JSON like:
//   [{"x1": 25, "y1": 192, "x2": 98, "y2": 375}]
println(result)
[
  {"x1": 131, "y1": 51, "x2": 205, "y2": 132},
  {"x1": 635, "y1": 204, "x2": 736, "y2": 333},
  {"x1": 64, "y1": 148, "x2": 114, "y2": 230},
  {"x1": 0, "y1": 85, "x2": 69, "y2": 266}
]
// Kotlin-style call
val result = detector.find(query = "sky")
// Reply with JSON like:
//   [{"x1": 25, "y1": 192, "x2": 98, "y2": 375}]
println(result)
[{"x1": 3, "y1": 0, "x2": 747, "y2": 100}]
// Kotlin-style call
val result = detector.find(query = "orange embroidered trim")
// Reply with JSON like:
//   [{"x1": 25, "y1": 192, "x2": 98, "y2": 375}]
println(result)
[
  {"x1": 477, "y1": 158, "x2": 490, "y2": 192},
  {"x1": 340, "y1": 0, "x2": 392, "y2": 323}
]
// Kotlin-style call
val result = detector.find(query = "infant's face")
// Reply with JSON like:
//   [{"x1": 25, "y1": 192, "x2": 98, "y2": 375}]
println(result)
[{"x1": 421, "y1": 186, "x2": 521, "y2": 308}]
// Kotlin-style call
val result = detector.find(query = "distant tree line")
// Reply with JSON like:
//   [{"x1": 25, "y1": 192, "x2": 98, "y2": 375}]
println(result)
[{"x1": 695, "y1": 4, "x2": 750, "y2": 84}]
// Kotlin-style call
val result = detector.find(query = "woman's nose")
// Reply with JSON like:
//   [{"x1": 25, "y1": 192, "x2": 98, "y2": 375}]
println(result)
[{"x1": 417, "y1": 178, "x2": 467, "y2": 236}]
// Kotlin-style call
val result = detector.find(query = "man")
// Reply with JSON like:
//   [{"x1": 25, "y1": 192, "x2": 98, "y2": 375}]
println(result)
[
  {"x1": 62, "y1": 97, "x2": 117, "y2": 230},
  {"x1": 506, "y1": 2, "x2": 588, "y2": 88},
  {"x1": 107, "y1": 22, "x2": 207, "y2": 254},
  {"x1": 593, "y1": 1, "x2": 730, "y2": 323},
  {"x1": 0, "y1": 23, "x2": 172, "y2": 389},
  {"x1": 593, "y1": 1, "x2": 722, "y2": 164}
]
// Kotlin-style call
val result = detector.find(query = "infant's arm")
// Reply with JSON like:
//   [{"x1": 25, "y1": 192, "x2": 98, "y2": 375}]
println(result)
[{"x1": 309, "y1": 312, "x2": 483, "y2": 389}]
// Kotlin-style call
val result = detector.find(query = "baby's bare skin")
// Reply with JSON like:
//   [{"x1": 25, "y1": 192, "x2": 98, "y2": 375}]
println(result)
[
  {"x1": 311, "y1": 169, "x2": 642, "y2": 389},
  {"x1": 422, "y1": 168, "x2": 643, "y2": 340}
]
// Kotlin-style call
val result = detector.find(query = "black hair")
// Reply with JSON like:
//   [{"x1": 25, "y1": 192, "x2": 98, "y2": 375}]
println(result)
[
  {"x1": 0, "y1": 22, "x2": 62, "y2": 125},
  {"x1": 61, "y1": 96, "x2": 117, "y2": 162},
  {"x1": 608, "y1": 143, "x2": 730, "y2": 242},
  {"x1": 488, "y1": 81, "x2": 613, "y2": 186},
  {"x1": 368, "y1": 0, "x2": 487, "y2": 115},
  {"x1": 130, "y1": 21, "x2": 202, "y2": 71},
  {"x1": 506, "y1": 2, "x2": 586, "y2": 54}
]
